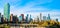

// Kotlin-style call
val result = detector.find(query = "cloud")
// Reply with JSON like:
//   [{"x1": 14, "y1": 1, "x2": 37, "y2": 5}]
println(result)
[
  {"x1": 0, "y1": 0, "x2": 60, "y2": 21},
  {"x1": 10, "y1": 5, "x2": 60, "y2": 20}
]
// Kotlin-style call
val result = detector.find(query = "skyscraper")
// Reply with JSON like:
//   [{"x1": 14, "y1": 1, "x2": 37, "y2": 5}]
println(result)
[
  {"x1": 1, "y1": 15, "x2": 4, "y2": 23},
  {"x1": 26, "y1": 14, "x2": 29, "y2": 22},
  {"x1": 37, "y1": 16, "x2": 39, "y2": 22},
  {"x1": 21, "y1": 14, "x2": 24, "y2": 21},
  {"x1": 29, "y1": 15, "x2": 32, "y2": 22},
  {"x1": 10, "y1": 14, "x2": 13, "y2": 22},
  {"x1": 0, "y1": 13, "x2": 1, "y2": 22},
  {"x1": 56, "y1": 18, "x2": 58, "y2": 22},
  {"x1": 43, "y1": 16, "x2": 46, "y2": 21},
  {"x1": 47, "y1": 14, "x2": 50, "y2": 20},
  {"x1": 13, "y1": 16, "x2": 18, "y2": 22},
  {"x1": 19, "y1": 16, "x2": 22, "y2": 22},
  {"x1": 40, "y1": 13, "x2": 42, "y2": 21},
  {"x1": 4, "y1": 3, "x2": 10, "y2": 21}
]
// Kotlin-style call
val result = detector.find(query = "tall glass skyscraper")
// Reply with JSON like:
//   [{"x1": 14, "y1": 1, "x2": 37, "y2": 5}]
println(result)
[
  {"x1": 21, "y1": 14, "x2": 24, "y2": 21},
  {"x1": 47, "y1": 14, "x2": 51, "y2": 20},
  {"x1": 43, "y1": 16, "x2": 46, "y2": 21},
  {"x1": 30, "y1": 15, "x2": 31, "y2": 19},
  {"x1": 29, "y1": 15, "x2": 32, "y2": 21},
  {"x1": 19, "y1": 16, "x2": 22, "y2": 22},
  {"x1": 4, "y1": 3, "x2": 10, "y2": 21},
  {"x1": 40, "y1": 13, "x2": 42, "y2": 21},
  {"x1": 26, "y1": 14, "x2": 29, "y2": 22}
]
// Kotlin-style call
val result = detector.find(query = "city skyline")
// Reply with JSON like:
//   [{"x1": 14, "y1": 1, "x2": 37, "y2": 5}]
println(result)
[{"x1": 0, "y1": 0, "x2": 60, "y2": 21}]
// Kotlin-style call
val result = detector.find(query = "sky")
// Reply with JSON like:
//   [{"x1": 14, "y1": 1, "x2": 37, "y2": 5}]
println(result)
[{"x1": 0, "y1": 0, "x2": 60, "y2": 21}]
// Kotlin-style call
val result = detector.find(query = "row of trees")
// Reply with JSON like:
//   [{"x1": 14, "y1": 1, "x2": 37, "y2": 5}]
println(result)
[{"x1": 30, "y1": 20, "x2": 60, "y2": 28}]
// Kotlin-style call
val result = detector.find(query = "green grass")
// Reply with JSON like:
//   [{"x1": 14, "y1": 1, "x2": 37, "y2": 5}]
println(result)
[{"x1": 0, "y1": 24, "x2": 10, "y2": 28}]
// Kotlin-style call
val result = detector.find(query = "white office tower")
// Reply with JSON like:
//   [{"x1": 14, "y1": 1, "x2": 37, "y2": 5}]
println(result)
[
  {"x1": 39, "y1": 13, "x2": 42, "y2": 22},
  {"x1": 43, "y1": 16, "x2": 46, "y2": 21}
]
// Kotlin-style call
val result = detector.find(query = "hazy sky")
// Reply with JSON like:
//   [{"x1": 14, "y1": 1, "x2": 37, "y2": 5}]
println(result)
[{"x1": 0, "y1": 0, "x2": 60, "y2": 21}]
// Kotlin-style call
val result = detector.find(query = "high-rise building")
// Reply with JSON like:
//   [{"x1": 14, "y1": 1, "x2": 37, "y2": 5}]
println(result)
[
  {"x1": 21, "y1": 14, "x2": 24, "y2": 21},
  {"x1": 1, "y1": 15, "x2": 4, "y2": 23},
  {"x1": 29, "y1": 15, "x2": 32, "y2": 22},
  {"x1": 56, "y1": 18, "x2": 58, "y2": 22},
  {"x1": 13, "y1": 15, "x2": 18, "y2": 22},
  {"x1": 0, "y1": 13, "x2": 1, "y2": 22},
  {"x1": 10, "y1": 14, "x2": 13, "y2": 22},
  {"x1": 37, "y1": 16, "x2": 39, "y2": 22},
  {"x1": 47, "y1": 14, "x2": 50, "y2": 20},
  {"x1": 40, "y1": 13, "x2": 42, "y2": 21},
  {"x1": 4, "y1": 3, "x2": 10, "y2": 21},
  {"x1": 19, "y1": 16, "x2": 22, "y2": 22},
  {"x1": 26, "y1": 14, "x2": 29, "y2": 22},
  {"x1": 43, "y1": 16, "x2": 46, "y2": 21}
]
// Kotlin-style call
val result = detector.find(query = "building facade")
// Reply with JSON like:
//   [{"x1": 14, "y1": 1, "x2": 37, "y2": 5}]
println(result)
[
  {"x1": 43, "y1": 16, "x2": 46, "y2": 21},
  {"x1": 47, "y1": 14, "x2": 51, "y2": 20},
  {"x1": 40, "y1": 13, "x2": 42, "y2": 21},
  {"x1": 0, "y1": 13, "x2": 1, "y2": 22},
  {"x1": 4, "y1": 3, "x2": 10, "y2": 21},
  {"x1": 10, "y1": 14, "x2": 13, "y2": 22},
  {"x1": 21, "y1": 14, "x2": 24, "y2": 21},
  {"x1": 19, "y1": 16, "x2": 22, "y2": 22},
  {"x1": 26, "y1": 14, "x2": 29, "y2": 22},
  {"x1": 56, "y1": 18, "x2": 58, "y2": 22}
]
